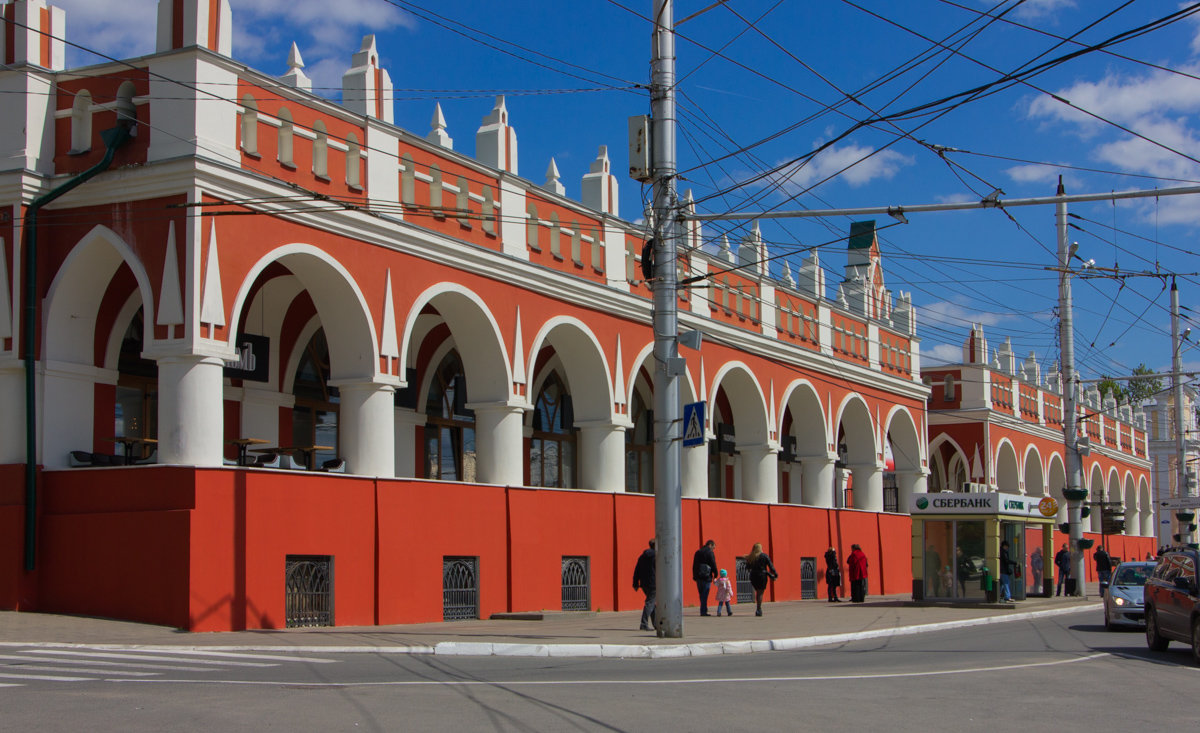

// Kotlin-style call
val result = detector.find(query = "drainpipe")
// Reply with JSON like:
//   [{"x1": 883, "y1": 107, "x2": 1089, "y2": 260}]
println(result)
[{"x1": 23, "y1": 121, "x2": 133, "y2": 572}]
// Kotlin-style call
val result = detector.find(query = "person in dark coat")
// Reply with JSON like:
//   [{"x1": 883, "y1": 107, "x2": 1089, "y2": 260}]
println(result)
[
  {"x1": 998, "y1": 540, "x2": 1015, "y2": 602},
  {"x1": 824, "y1": 547, "x2": 841, "y2": 602},
  {"x1": 692, "y1": 539, "x2": 718, "y2": 616},
  {"x1": 1054, "y1": 543, "x2": 1071, "y2": 596},
  {"x1": 632, "y1": 539, "x2": 656, "y2": 631},
  {"x1": 1093, "y1": 546, "x2": 1113, "y2": 591},
  {"x1": 746, "y1": 542, "x2": 777, "y2": 616},
  {"x1": 847, "y1": 544, "x2": 869, "y2": 603}
]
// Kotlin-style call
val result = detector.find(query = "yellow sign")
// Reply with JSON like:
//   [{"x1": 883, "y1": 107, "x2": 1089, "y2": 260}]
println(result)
[{"x1": 1038, "y1": 496, "x2": 1059, "y2": 517}]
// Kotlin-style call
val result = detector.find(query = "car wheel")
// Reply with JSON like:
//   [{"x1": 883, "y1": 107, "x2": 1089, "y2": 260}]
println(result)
[
  {"x1": 1192, "y1": 618, "x2": 1200, "y2": 666},
  {"x1": 1146, "y1": 607, "x2": 1169, "y2": 651}
]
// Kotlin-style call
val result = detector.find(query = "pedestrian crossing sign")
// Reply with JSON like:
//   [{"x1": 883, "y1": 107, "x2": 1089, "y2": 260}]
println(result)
[{"x1": 683, "y1": 401, "x2": 705, "y2": 447}]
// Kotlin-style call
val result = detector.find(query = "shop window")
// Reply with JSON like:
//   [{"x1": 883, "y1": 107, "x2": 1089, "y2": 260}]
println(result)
[
  {"x1": 115, "y1": 308, "x2": 157, "y2": 459},
  {"x1": 625, "y1": 392, "x2": 653, "y2": 493},
  {"x1": 292, "y1": 329, "x2": 339, "y2": 469}
]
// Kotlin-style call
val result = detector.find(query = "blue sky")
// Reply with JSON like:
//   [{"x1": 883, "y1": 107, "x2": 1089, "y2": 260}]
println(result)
[{"x1": 53, "y1": 0, "x2": 1200, "y2": 392}]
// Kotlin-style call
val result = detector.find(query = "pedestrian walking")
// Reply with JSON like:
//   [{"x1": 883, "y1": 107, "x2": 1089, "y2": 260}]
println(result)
[
  {"x1": 1093, "y1": 545, "x2": 1113, "y2": 593},
  {"x1": 692, "y1": 539, "x2": 718, "y2": 616},
  {"x1": 1054, "y1": 542, "x2": 1071, "y2": 596},
  {"x1": 998, "y1": 540, "x2": 1015, "y2": 602},
  {"x1": 956, "y1": 546, "x2": 973, "y2": 597},
  {"x1": 847, "y1": 543, "x2": 869, "y2": 603},
  {"x1": 1029, "y1": 546, "x2": 1044, "y2": 596},
  {"x1": 824, "y1": 546, "x2": 841, "y2": 602},
  {"x1": 632, "y1": 539, "x2": 656, "y2": 631},
  {"x1": 714, "y1": 568, "x2": 734, "y2": 616},
  {"x1": 746, "y1": 542, "x2": 778, "y2": 616}
]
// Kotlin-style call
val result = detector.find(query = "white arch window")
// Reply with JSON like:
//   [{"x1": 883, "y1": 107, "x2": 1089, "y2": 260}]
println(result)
[
  {"x1": 549, "y1": 213, "x2": 561, "y2": 258},
  {"x1": 526, "y1": 203, "x2": 540, "y2": 251},
  {"x1": 482, "y1": 186, "x2": 495, "y2": 236},
  {"x1": 346, "y1": 133, "x2": 361, "y2": 189},
  {"x1": 944, "y1": 375, "x2": 956, "y2": 401},
  {"x1": 277, "y1": 107, "x2": 294, "y2": 166},
  {"x1": 312, "y1": 120, "x2": 328, "y2": 178},
  {"x1": 115, "y1": 81, "x2": 136, "y2": 127},
  {"x1": 70, "y1": 90, "x2": 92, "y2": 153},
  {"x1": 590, "y1": 228, "x2": 603, "y2": 271},
  {"x1": 400, "y1": 153, "x2": 415, "y2": 205},
  {"x1": 430, "y1": 164, "x2": 444, "y2": 217},
  {"x1": 456, "y1": 176, "x2": 470, "y2": 227},
  {"x1": 570, "y1": 221, "x2": 582, "y2": 265},
  {"x1": 240, "y1": 95, "x2": 259, "y2": 155}
]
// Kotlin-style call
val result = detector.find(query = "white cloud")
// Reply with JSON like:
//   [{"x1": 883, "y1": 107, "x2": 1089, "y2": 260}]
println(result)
[
  {"x1": 934, "y1": 193, "x2": 975, "y2": 204},
  {"x1": 1010, "y1": 0, "x2": 1076, "y2": 19},
  {"x1": 1028, "y1": 65, "x2": 1200, "y2": 128},
  {"x1": 923, "y1": 342, "x2": 964, "y2": 366},
  {"x1": 762, "y1": 142, "x2": 912, "y2": 193},
  {"x1": 53, "y1": 0, "x2": 414, "y2": 71},
  {"x1": 921, "y1": 297, "x2": 1011, "y2": 330},
  {"x1": 1006, "y1": 163, "x2": 1064, "y2": 184}
]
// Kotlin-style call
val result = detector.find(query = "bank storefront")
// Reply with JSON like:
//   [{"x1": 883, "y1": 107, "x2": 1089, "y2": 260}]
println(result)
[{"x1": 910, "y1": 492, "x2": 1059, "y2": 602}]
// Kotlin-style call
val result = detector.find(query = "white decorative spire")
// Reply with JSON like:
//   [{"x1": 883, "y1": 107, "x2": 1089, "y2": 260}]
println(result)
[
  {"x1": 156, "y1": 222, "x2": 184, "y2": 327},
  {"x1": 582, "y1": 145, "x2": 618, "y2": 216},
  {"x1": 380, "y1": 270, "x2": 399, "y2": 367},
  {"x1": 280, "y1": 42, "x2": 311, "y2": 91},
  {"x1": 0, "y1": 237, "x2": 10, "y2": 339},
  {"x1": 341, "y1": 35, "x2": 394, "y2": 123},
  {"x1": 199, "y1": 222, "x2": 226, "y2": 334},
  {"x1": 426, "y1": 103, "x2": 453, "y2": 149},
  {"x1": 614, "y1": 336, "x2": 626, "y2": 407},
  {"x1": 719, "y1": 235, "x2": 733, "y2": 263},
  {"x1": 512, "y1": 307, "x2": 526, "y2": 385},
  {"x1": 156, "y1": 0, "x2": 232, "y2": 57},
  {"x1": 476, "y1": 96, "x2": 518, "y2": 174},
  {"x1": 781, "y1": 261, "x2": 794, "y2": 288},
  {"x1": 543, "y1": 158, "x2": 565, "y2": 196}
]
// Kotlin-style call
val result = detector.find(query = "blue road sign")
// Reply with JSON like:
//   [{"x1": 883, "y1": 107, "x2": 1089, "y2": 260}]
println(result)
[{"x1": 683, "y1": 401, "x2": 705, "y2": 447}]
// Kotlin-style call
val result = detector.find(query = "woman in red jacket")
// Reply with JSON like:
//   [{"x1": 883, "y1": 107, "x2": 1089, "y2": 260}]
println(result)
[{"x1": 847, "y1": 544, "x2": 869, "y2": 603}]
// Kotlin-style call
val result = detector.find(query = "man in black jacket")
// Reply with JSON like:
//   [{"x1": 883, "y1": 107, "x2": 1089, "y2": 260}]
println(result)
[
  {"x1": 633, "y1": 539, "x2": 656, "y2": 631},
  {"x1": 692, "y1": 539, "x2": 718, "y2": 616}
]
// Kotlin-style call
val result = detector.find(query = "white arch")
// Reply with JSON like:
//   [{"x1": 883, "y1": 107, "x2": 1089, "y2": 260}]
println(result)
[
  {"x1": 994, "y1": 438, "x2": 1020, "y2": 493},
  {"x1": 401, "y1": 282, "x2": 512, "y2": 404},
  {"x1": 709, "y1": 360, "x2": 770, "y2": 445},
  {"x1": 883, "y1": 404, "x2": 924, "y2": 470},
  {"x1": 230, "y1": 243, "x2": 380, "y2": 383},
  {"x1": 833, "y1": 392, "x2": 877, "y2": 463},
  {"x1": 779, "y1": 379, "x2": 828, "y2": 453},
  {"x1": 526, "y1": 315, "x2": 613, "y2": 421},
  {"x1": 1023, "y1": 444, "x2": 1047, "y2": 497},
  {"x1": 45, "y1": 224, "x2": 157, "y2": 365}
]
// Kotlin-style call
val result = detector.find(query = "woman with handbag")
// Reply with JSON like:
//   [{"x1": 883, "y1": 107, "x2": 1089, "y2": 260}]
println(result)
[{"x1": 746, "y1": 542, "x2": 778, "y2": 617}]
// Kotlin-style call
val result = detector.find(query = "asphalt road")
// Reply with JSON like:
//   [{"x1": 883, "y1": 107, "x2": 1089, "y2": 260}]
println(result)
[{"x1": 2, "y1": 610, "x2": 1196, "y2": 732}]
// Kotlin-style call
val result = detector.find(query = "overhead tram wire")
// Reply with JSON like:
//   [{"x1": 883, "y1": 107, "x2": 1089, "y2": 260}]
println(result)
[
  {"x1": 934, "y1": 0, "x2": 1200, "y2": 84},
  {"x1": 686, "y1": 2, "x2": 1200, "y2": 207}
]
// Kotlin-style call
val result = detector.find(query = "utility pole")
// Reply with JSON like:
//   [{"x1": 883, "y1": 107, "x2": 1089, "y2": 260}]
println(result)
[
  {"x1": 1056, "y1": 179, "x2": 1086, "y2": 596},
  {"x1": 1171, "y1": 278, "x2": 1193, "y2": 546},
  {"x1": 650, "y1": 0, "x2": 683, "y2": 638}
]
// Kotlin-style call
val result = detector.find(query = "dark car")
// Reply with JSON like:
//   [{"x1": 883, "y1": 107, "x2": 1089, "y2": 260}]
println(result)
[{"x1": 1144, "y1": 546, "x2": 1200, "y2": 664}]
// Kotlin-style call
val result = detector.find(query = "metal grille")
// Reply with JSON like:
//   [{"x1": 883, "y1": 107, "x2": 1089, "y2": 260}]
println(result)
[
  {"x1": 443, "y1": 556, "x2": 479, "y2": 621},
  {"x1": 883, "y1": 485, "x2": 899, "y2": 513},
  {"x1": 800, "y1": 556, "x2": 817, "y2": 599},
  {"x1": 284, "y1": 555, "x2": 334, "y2": 628},
  {"x1": 735, "y1": 557, "x2": 753, "y2": 603},
  {"x1": 561, "y1": 556, "x2": 591, "y2": 611}
]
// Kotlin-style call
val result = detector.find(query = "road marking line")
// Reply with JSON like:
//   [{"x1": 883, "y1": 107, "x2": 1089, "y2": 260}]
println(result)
[
  {"x1": 28, "y1": 651, "x2": 277, "y2": 668},
  {"x1": 119, "y1": 649, "x2": 339, "y2": 664},
  {"x1": 0, "y1": 672, "x2": 92, "y2": 682},
  {"x1": 103, "y1": 653, "x2": 1112, "y2": 687},
  {"x1": 0, "y1": 653, "x2": 212, "y2": 672},
  {"x1": 0, "y1": 664, "x2": 159, "y2": 677}
]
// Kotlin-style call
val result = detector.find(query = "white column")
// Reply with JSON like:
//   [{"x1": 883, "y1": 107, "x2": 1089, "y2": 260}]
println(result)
[
  {"x1": 0, "y1": 363, "x2": 24, "y2": 463},
  {"x1": 851, "y1": 463, "x2": 885, "y2": 512},
  {"x1": 238, "y1": 385, "x2": 292, "y2": 446},
  {"x1": 157, "y1": 354, "x2": 225, "y2": 466},
  {"x1": 394, "y1": 407, "x2": 423, "y2": 479},
  {"x1": 472, "y1": 401, "x2": 526, "y2": 486},
  {"x1": 40, "y1": 361, "x2": 111, "y2": 468},
  {"x1": 801, "y1": 455, "x2": 837, "y2": 507},
  {"x1": 741, "y1": 443, "x2": 778, "y2": 503},
  {"x1": 895, "y1": 469, "x2": 928, "y2": 514},
  {"x1": 336, "y1": 380, "x2": 396, "y2": 477},
  {"x1": 578, "y1": 420, "x2": 625, "y2": 492},
  {"x1": 681, "y1": 442, "x2": 708, "y2": 498}
]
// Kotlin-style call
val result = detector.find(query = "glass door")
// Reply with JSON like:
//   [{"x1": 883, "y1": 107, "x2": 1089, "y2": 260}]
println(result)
[{"x1": 1002, "y1": 521, "x2": 1026, "y2": 601}]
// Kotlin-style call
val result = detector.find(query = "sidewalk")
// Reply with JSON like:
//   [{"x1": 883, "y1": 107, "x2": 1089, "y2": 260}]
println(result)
[{"x1": 0, "y1": 590, "x2": 1104, "y2": 659}]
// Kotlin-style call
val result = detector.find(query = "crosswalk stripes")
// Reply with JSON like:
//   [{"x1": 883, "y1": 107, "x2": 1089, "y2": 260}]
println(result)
[{"x1": 0, "y1": 646, "x2": 340, "y2": 688}]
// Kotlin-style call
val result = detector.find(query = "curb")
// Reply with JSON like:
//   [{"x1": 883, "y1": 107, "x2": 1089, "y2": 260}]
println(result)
[{"x1": 0, "y1": 603, "x2": 1101, "y2": 659}]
